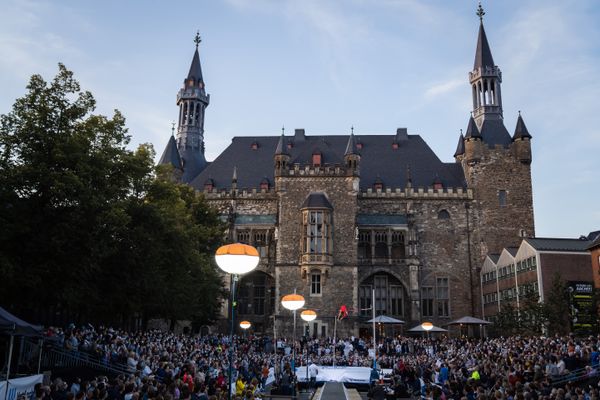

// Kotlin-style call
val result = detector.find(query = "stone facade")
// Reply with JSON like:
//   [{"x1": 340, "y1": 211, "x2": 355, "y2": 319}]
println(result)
[{"x1": 159, "y1": 13, "x2": 538, "y2": 338}]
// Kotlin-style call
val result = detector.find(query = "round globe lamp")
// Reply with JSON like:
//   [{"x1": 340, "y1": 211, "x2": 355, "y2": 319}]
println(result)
[
  {"x1": 300, "y1": 310, "x2": 317, "y2": 322},
  {"x1": 421, "y1": 322, "x2": 433, "y2": 331},
  {"x1": 281, "y1": 294, "x2": 305, "y2": 311},
  {"x1": 215, "y1": 243, "x2": 260, "y2": 274},
  {"x1": 240, "y1": 321, "x2": 251, "y2": 330}
]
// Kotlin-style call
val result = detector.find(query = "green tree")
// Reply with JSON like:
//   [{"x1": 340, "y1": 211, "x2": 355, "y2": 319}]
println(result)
[
  {"x1": 491, "y1": 302, "x2": 520, "y2": 336},
  {"x1": 543, "y1": 273, "x2": 571, "y2": 335},
  {"x1": 0, "y1": 64, "x2": 225, "y2": 327}
]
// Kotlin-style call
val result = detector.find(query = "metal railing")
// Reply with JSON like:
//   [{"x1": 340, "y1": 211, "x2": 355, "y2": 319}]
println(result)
[
  {"x1": 551, "y1": 365, "x2": 600, "y2": 387},
  {"x1": 21, "y1": 339, "x2": 130, "y2": 376}
]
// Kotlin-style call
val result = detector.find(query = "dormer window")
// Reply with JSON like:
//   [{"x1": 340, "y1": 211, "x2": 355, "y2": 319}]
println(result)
[
  {"x1": 312, "y1": 152, "x2": 322, "y2": 167},
  {"x1": 373, "y1": 177, "x2": 384, "y2": 191},
  {"x1": 392, "y1": 141, "x2": 399, "y2": 150},
  {"x1": 204, "y1": 178, "x2": 214, "y2": 192},
  {"x1": 356, "y1": 142, "x2": 363, "y2": 150},
  {"x1": 260, "y1": 178, "x2": 270, "y2": 191},
  {"x1": 287, "y1": 141, "x2": 294, "y2": 149},
  {"x1": 432, "y1": 176, "x2": 443, "y2": 190},
  {"x1": 251, "y1": 141, "x2": 259, "y2": 150}
]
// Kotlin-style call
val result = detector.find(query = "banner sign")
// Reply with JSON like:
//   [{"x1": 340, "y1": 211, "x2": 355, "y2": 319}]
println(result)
[
  {"x1": 0, "y1": 375, "x2": 44, "y2": 400},
  {"x1": 569, "y1": 281, "x2": 594, "y2": 334},
  {"x1": 295, "y1": 366, "x2": 393, "y2": 384}
]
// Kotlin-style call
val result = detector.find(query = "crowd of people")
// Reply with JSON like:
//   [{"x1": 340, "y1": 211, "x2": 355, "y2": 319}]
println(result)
[{"x1": 31, "y1": 325, "x2": 600, "y2": 400}]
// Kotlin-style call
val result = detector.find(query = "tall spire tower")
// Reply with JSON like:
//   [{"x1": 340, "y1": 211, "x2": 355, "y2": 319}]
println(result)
[
  {"x1": 470, "y1": 3, "x2": 503, "y2": 129},
  {"x1": 176, "y1": 31, "x2": 210, "y2": 183}
]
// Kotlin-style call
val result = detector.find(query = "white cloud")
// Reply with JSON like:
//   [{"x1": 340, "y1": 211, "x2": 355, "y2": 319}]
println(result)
[{"x1": 424, "y1": 78, "x2": 463, "y2": 100}]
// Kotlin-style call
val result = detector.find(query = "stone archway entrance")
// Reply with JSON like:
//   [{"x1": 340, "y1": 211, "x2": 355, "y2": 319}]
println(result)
[
  {"x1": 358, "y1": 272, "x2": 408, "y2": 338},
  {"x1": 236, "y1": 270, "x2": 275, "y2": 334}
]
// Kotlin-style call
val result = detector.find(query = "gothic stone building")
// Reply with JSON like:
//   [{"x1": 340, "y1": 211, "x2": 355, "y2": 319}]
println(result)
[{"x1": 158, "y1": 12, "x2": 535, "y2": 338}]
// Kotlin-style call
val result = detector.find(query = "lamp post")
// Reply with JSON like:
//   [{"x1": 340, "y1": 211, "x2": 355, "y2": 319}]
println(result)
[
  {"x1": 215, "y1": 243, "x2": 260, "y2": 400},
  {"x1": 300, "y1": 310, "x2": 317, "y2": 390},
  {"x1": 281, "y1": 293, "x2": 305, "y2": 397}
]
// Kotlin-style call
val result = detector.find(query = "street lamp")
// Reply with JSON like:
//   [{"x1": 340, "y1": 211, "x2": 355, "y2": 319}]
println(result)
[
  {"x1": 240, "y1": 320, "x2": 251, "y2": 331},
  {"x1": 300, "y1": 310, "x2": 317, "y2": 390},
  {"x1": 421, "y1": 321, "x2": 433, "y2": 339},
  {"x1": 281, "y1": 293, "x2": 305, "y2": 397},
  {"x1": 215, "y1": 243, "x2": 260, "y2": 400}
]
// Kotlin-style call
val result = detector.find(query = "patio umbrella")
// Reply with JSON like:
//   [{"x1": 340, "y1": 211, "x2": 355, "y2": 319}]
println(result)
[
  {"x1": 407, "y1": 324, "x2": 447, "y2": 332},
  {"x1": 446, "y1": 316, "x2": 492, "y2": 325},
  {"x1": 367, "y1": 315, "x2": 405, "y2": 324}
]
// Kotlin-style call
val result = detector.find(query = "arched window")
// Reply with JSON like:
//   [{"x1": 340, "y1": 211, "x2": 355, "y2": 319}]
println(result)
[
  {"x1": 438, "y1": 210, "x2": 450, "y2": 220},
  {"x1": 358, "y1": 231, "x2": 371, "y2": 260}
]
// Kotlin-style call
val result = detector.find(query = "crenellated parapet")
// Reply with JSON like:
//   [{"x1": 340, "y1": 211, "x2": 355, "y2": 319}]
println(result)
[{"x1": 359, "y1": 186, "x2": 472, "y2": 199}]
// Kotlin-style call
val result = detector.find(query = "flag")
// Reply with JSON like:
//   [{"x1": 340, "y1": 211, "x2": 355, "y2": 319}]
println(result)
[{"x1": 337, "y1": 305, "x2": 348, "y2": 321}]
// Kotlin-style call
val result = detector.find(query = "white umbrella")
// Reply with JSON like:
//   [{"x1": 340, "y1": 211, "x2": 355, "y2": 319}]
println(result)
[
  {"x1": 407, "y1": 324, "x2": 447, "y2": 332},
  {"x1": 367, "y1": 315, "x2": 405, "y2": 324},
  {"x1": 447, "y1": 316, "x2": 492, "y2": 325}
]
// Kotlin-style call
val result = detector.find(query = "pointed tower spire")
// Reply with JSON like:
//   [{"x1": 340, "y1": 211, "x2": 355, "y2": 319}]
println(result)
[
  {"x1": 512, "y1": 111, "x2": 532, "y2": 140},
  {"x1": 158, "y1": 135, "x2": 183, "y2": 171},
  {"x1": 464, "y1": 115, "x2": 482, "y2": 139},
  {"x1": 344, "y1": 131, "x2": 357, "y2": 156},
  {"x1": 188, "y1": 32, "x2": 204, "y2": 85},
  {"x1": 176, "y1": 31, "x2": 210, "y2": 183},
  {"x1": 469, "y1": 3, "x2": 506, "y2": 137},
  {"x1": 275, "y1": 131, "x2": 288, "y2": 155},
  {"x1": 454, "y1": 131, "x2": 465, "y2": 157},
  {"x1": 474, "y1": 3, "x2": 494, "y2": 69}
]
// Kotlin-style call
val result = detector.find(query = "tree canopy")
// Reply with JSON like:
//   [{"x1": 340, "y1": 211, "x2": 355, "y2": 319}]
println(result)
[{"x1": 0, "y1": 64, "x2": 225, "y2": 327}]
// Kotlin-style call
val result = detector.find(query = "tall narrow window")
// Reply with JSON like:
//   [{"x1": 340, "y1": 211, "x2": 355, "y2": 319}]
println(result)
[
  {"x1": 390, "y1": 286, "x2": 403, "y2": 316},
  {"x1": 311, "y1": 273, "x2": 321, "y2": 295},
  {"x1": 498, "y1": 190, "x2": 507, "y2": 207},
  {"x1": 374, "y1": 276, "x2": 387, "y2": 315},
  {"x1": 303, "y1": 210, "x2": 331, "y2": 254},
  {"x1": 436, "y1": 277, "x2": 449, "y2": 317},
  {"x1": 359, "y1": 285, "x2": 372, "y2": 316},
  {"x1": 421, "y1": 287, "x2": 434, "y2": 317}
]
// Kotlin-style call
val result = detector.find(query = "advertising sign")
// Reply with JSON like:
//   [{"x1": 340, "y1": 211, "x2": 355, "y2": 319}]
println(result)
[{"x1": 568, "y1": 281, "x2": 594, "y2": 334}]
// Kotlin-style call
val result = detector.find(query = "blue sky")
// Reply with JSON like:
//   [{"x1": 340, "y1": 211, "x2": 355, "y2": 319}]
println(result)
[{"x1": 1, "y1": 0, "x2": 599, "y2": 238}]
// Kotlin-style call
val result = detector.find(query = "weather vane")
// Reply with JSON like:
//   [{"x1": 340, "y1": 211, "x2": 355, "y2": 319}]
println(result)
[
  {"x1": 476, "y1": 2, "x2": 485, "y2": 22},
  {"x1": 171, "y1": 121, "x2": 176, "y2": 135},
  {"x1": 281, "y1": 125, "x2": 285, "y2": 135},
  {"x1": 194, "y1": 31, "x2": 201, "y2": 48},
  {"x1": 351, "y1": 125, "x2": 354, "y2": 135}
]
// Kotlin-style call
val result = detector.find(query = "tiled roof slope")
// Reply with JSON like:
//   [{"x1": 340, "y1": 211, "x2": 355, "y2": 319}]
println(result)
[
  {"x1": 525, "y1": 238, "x2": 592, "y2": 252},
  {"x1": 190, "y1": 133, "x2": 466, "y2": 191}
]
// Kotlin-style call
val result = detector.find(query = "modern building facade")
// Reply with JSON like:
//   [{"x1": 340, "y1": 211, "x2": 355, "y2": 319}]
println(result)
[
  {"x1": 158, "y1": 8, "x2": 536, "y2": 337},
  {"x1": 480, "y1": 237, "x2": 593, "y2": 327}
]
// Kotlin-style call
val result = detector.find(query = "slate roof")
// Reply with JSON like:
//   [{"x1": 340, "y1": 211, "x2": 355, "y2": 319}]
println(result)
[
  {"x1": 158, "y1": 135, "x2": 182, "y2": 170},
  {"x1": 588, "y1": 235, "x2": 600, "y2": 250},
  {"x1": 454, "y1": 133, "x2": 465, "y2": 157},
  {"x1": 513, "y1": 113, "x2": 532, "y2": 140},
  {"x1": 180, "y1": 148, "x2": 207, "y2": 184},
  {"x1": 505, "y1": 247, "x2": 518, "y2": 257},
  {"x1": 464, "y1": 116, "x2": 481, "y2": 139},
  {"x1": 480, "y1": 119, "x2": 512, "y2": 148},
  {"x1": 487, "y1": 254, "x2": 500, "y2": 263},
  {"x1": 190, "y1": 133, "x2": 466, "y2": 191},
  {"x1": 187, "y1": 48, "x2": 204, "y2": 84},
  {"x1": 525, "y1": 238, "x2": 592, "y2": 252},
  {"x1": 301, "y1": 192, "x2": 333, "y2": 209},
  {"x1": 474, "y1": 22, "x2": 495, "y2": 69},
  {"x1": 344, "y1": 133, "x2": 357, "y2": 156}
]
